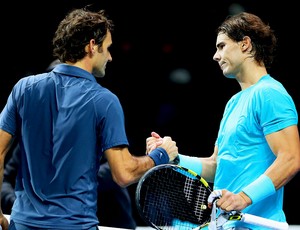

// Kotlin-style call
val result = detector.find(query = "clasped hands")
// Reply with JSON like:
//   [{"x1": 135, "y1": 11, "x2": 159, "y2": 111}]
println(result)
[{"x1": 145, "y1": 131, "x2": 178, "y2": 163}]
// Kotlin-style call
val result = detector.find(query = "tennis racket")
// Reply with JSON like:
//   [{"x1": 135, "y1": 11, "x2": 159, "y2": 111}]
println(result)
[
  {"x1": 135, "y1": 164, "x2": 213, "y2": 230},
  {"x1": 135, "y1": 164, "x2": 289, "y2": 230}
]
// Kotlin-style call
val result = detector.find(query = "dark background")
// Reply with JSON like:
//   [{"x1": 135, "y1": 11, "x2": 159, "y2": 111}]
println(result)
[{"x1": 1, "y1": 0, "x2": 299, "y2": 226}]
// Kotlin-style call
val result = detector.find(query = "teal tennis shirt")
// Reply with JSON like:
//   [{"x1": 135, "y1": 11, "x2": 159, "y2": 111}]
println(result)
[{"x1": 214, "y1": 74, "x2": 298, "y2": 229}]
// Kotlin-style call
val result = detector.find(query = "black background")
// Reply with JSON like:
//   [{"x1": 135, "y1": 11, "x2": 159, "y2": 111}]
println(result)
[{"x1": 1, "y1": 0, "x2": 299, "y2": 226}]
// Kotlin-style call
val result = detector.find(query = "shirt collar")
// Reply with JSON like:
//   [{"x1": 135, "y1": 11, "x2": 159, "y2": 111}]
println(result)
[{"x1": 52, "y1": 64, "x2": 97, "y2": 83}]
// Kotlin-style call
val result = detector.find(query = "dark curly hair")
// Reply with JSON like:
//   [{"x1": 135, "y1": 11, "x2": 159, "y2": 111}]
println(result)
[
  {"x1": 216, "y1": 12, "x2": 277, "y2": 69},
  {"x1": 52, "y1": 7, "x2": 114, "y2": 63}
]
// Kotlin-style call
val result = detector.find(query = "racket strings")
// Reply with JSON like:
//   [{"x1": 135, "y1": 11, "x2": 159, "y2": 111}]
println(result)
[
  {"x1": 137, "y1": 166, "x2": 211, "y2": 229},
  {"x1": 144, "y1": 169, "x2": 199, "y2": 226},
  {"x1": 183, "y1": 177, "x2": 211, "y2": 224}
]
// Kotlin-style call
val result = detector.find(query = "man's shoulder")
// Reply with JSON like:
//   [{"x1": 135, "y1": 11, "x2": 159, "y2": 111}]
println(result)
[{"x1": 15, "y1": 72, "x2": 52, "y2": 90}]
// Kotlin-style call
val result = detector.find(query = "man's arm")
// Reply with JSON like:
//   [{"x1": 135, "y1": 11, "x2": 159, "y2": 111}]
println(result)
[
  {"x1": 105, "y1": 136, "x2": 178, "y2": 187},
  {"x1": 1, "y1": 144, "x2": 19, "y2": 214},
  {"x1": 146, "y1": 131, "x2": 217, "y2": 183},
  {"x1": 210, "y1": 125, "x2": 300, "y2": 212},
  {"x1": 0, "y1": 129, "x2": 14, "y2": 230},
  {"x1": 264, "y1": 125, "x2": 300, "y2": 188}
]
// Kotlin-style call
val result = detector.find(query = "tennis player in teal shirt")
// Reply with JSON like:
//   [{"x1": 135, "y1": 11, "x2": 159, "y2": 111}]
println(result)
[{"x1": 147, "y1": 12, "x2": 300, "y2": 230}]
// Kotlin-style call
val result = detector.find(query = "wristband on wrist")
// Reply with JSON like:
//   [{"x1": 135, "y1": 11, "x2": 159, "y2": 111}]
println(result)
[
  {"x1": 242, "y1": 174, "x2": 276, "y2": 204},
  {"x1": 177, "y1": 154, "x2": 202, "y2": 175},
  {"x1": 148, "y1": 147, "x2": 170, "y2": 166}
]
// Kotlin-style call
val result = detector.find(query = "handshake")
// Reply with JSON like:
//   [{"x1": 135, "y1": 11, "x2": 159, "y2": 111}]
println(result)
[{"x1": 145, "y1": 131, "x2": 179, "y2": 165}]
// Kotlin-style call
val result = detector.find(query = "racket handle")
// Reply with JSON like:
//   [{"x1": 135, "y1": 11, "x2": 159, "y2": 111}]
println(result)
[{"x1": 241, "y1": 213, "x2": 289, "y2": 230}]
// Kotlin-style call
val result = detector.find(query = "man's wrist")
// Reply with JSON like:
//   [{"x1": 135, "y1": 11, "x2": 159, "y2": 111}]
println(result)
[
  {"x1": 148, "y1": 147, "x2": 169, "y2": 166},
  {"x1": 242, "y1": 174, "x2": 275, "y2": 204},
  {"x1": 238, "y1": 191, "x2": 252, "y2": 206}
]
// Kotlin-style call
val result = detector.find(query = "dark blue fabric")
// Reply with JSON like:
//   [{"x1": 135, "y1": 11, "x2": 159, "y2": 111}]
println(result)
[
  {"x1": 148, "y1": 147, "x2": 169, "y2": 165},
  {"x1": 0, "y1": 64, "x2": 129, "y2": 228},
  {"x1": 9, "y1": 219, "x2": 98, "y2": 230}
]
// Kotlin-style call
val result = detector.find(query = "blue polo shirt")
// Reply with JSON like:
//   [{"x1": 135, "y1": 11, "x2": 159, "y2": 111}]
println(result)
[{"x1": 0, "y1": 64, "x2": 129, "y2": 229}]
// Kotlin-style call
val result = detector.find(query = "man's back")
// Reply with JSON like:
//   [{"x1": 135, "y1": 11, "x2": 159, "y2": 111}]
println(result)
[{"x1": 2, "y1": 64, "x2": 128, "y2": 228}]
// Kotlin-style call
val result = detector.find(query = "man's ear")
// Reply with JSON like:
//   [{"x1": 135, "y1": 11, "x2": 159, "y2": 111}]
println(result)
[
  {"x1": 86, "y1": 39, "x2": 96, "y2": 54},
  {"x1": 241, "y1": 36, "x2": 252, "y2": 52}
]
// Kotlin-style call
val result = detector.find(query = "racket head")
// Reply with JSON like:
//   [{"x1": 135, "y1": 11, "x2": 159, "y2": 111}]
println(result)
[{"x1": 135, "y1": 164, "x2": 212, "y2": 230}]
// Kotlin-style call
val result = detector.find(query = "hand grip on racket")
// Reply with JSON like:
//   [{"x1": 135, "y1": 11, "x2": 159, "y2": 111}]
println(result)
[{"x1": 200, "y1": 193, "x2": 289, "y2": 230}]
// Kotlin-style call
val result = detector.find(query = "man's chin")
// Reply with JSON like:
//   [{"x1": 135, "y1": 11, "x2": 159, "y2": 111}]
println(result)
[
  {"x1": 93, "y1": 70, "x2": 105, "y2": 78},
  {"x1": 94, "y1": 74, "x2": 105, "y2": 79}
]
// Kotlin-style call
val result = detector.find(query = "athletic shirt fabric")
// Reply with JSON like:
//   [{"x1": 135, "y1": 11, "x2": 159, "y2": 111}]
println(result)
[
  {"x1": 214, "y1": 74, "x2": 298, "y2": 229},
  {"x1": 0, "y1": 64, "x2": 129, "y2": 229}
]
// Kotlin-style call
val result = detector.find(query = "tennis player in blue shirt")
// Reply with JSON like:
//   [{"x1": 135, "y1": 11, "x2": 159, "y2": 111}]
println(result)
[
  {"x1": 147, "y1": 12, "x2": 300, "y2": 230},
  {"x1": 0, "y1": 7, "x2": 178, "y2": 230}
]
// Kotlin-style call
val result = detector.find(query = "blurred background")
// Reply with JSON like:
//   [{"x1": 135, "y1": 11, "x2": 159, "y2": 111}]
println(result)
[{"x1": 1, "y1": 0, "x2": 299, "y2": 226}]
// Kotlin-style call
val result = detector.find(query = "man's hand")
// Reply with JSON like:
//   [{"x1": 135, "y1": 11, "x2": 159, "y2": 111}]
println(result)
[
  {"x1": 208, "y1": 189, "x2": 251, "y2": 212},
  {"x1": 146, "y1": 132, "x2": 178, "y2": 162},
  {"x1": 146, "y1": 132, "x2": 162, "y2": 154}
]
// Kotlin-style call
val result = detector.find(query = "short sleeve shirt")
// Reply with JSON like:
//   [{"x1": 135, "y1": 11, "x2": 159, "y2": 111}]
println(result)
[
  {"x1": 0, "y1": 64, "x2": 129, "y2": 229},
  {"x1": 215, "y1": 75, "x2": 298, "y2": 229}
]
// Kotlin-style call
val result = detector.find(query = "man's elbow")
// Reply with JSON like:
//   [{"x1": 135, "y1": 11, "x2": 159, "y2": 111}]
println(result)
[{"x1": 111, "y1": 173, "x2": 133, "y2": 188}]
